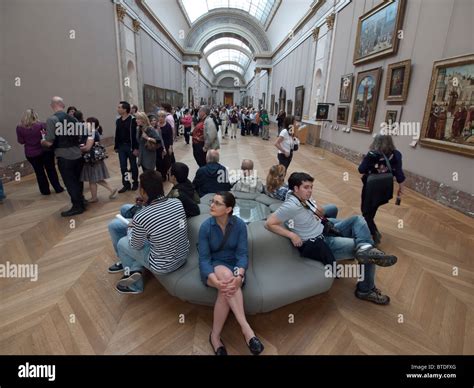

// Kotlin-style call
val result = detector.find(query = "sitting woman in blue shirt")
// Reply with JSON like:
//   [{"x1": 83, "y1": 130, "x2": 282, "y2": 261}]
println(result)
[{"x1": 198, "y1": 192, "x2": 264, "y2": 356}]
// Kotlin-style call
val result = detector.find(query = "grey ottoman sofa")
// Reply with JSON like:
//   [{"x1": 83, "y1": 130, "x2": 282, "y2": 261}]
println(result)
[{"x1": 153, "y1": 193, "x2": 334, "y2": 314}]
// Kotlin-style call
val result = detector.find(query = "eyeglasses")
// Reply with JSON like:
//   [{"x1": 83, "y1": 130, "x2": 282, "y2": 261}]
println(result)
[{"x1": 209, "y1": 199, "x2": 226, "y2": 207}]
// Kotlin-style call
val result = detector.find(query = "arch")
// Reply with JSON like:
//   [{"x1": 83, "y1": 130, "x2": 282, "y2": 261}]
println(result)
[
  {"x1": 212, "y1": 61, "x2": 247, "y2": 73},
  {"x1": 200, "y1": 32, "x2": 255, "y2": 53},
  {"x1": 215, "y1": 71, "x2": 245, "y2": 87},
  {"x1": 204, "y1": 44, "x2": 252, "y2": 59},
  {"x1": 185, "y1": 10, "x2": 270, "y2": 53}
]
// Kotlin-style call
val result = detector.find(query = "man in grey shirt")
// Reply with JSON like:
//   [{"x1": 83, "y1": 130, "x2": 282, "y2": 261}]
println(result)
[
  {"x1": 201, "y1": 107, "x2": 220, "y2": 152},
  {"x1": 42, "y1": 96, "x2": 92, "y2": 216},
  {"x1": 266, "y1": 172, "x2": 398, "y2": 305}
]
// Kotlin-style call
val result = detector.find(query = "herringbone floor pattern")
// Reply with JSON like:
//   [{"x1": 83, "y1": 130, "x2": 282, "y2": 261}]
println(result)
[{"x1": 1, "y1": 127, "x2": 473, "y2": 355}]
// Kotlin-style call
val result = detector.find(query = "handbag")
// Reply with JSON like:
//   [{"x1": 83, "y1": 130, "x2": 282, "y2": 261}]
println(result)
[
  {"x1": 145, "y1": 139, "x2": 160, "y2": 151},
  {"x1": 83, "y1": 143, "x2": 108, "y2": 164},
  {"x1": 143, "y1": 127, "x2": 161, "y2": 151},
  {"x1": 365, "y1": 153, "x2": 394, "y2": 206}
]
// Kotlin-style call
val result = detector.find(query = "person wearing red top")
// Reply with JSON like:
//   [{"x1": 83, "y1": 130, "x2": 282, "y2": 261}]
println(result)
[
  {"x1": 181, "y1": 109, "x2": 193, "y2": 145},
  {"x1": 16, "y1": 109, "x2": 64, "y2": 195},
  {"x1": 192, "y1": 115, "x2": 206, "y2": 167}
]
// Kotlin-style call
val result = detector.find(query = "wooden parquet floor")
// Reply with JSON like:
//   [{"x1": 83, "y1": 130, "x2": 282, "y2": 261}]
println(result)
[{"x1": 1, "y1": 127, "x2": 473, "y2": 355}]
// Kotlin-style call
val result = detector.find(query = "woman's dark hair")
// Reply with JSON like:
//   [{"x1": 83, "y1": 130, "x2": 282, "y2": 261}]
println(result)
[
  {"x1": 216, "y1": 191, "x2": 236, "y2": 215},
  {"x1": 283, "y1": 115, "x2": 295, "y2": 129},
  {"x1": 131, "y1": 104, "x2": 138, "y2": 113},
  {"x1": 184, "y1": 109, "x2": 189, "y2": 114},
  {"x1": 73, "y1": 110, "x2": 84, "y2": 123},
  {"x1": 86, "y1": 117, "x2": 103, "y2": 135},
  {"x1": 370, "y1": 134, "x2": 396, "y2": 155},
  {"x1": 288, "y1": 172, "x2": 314, "y2": 192},
  {"x1": 170, "y1": 162, "x2": 189, "y2": 184},
  {"x1": 139, "y1": 170, "x2": 164, "y2": 203},
  {"x1": 67, "y1": 106, "x2": 77, "y2": 115}
]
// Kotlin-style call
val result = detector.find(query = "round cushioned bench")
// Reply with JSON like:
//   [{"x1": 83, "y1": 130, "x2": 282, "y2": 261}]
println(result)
[{"x1": 153, "y1": 192, "x2": 334, "y2": 314}]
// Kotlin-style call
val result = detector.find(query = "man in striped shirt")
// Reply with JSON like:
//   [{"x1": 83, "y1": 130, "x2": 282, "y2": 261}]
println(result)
[{"x1": 115, "y1": 170, "x2": 190, "y2": 294}]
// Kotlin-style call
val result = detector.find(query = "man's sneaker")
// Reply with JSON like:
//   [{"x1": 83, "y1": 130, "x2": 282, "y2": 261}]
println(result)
[
  {"x1": 115, "y1": 284, "x2": 142, "y2": 295},
  {"x1": 355, "y1": 287, "x2": 390, "y2": 305},
  {"x1": 131, "y1": 182, "x2": 139, "y2": 191},
  {"x1": 117, "y1": 271, "x2": 142, "y2": 288},
  {"x1": 118, "y1": 186, "x2": 130, "y2": 194},
  {"x1": 108, "y1": 262, "x2": 124, "y2": 273},
  {"x1": 355, "y1": 246, "x2": 397, "y2": 267}
]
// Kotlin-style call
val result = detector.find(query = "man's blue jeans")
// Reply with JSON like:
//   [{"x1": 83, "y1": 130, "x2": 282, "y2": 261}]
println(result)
[
  {"x1": 108, "y1": 204, "x2": 136, "y2": 257},
  {"x1": 117, "y1": 237, "x2": 151, "y2": 292},
  {"x1": 325, "y1": 215, "x2": 375, "y2": 292}
]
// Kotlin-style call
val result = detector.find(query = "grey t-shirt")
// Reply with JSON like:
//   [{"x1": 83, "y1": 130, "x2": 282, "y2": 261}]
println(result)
[
  {"x1": 273, "y1": 194, "x2": 324, "y2": 241},
  {"x1": 45, "y1": 114, "x2": 82, "y2": 160}
]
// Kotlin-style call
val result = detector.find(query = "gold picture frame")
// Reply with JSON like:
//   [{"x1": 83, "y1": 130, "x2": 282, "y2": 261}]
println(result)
[
  {"x1": 353, "y1": 0, "x2": 406, "y2": 65},
  {"x1": 339, "y1": 74, "x2": 354, "y2": 103},
  {"x1": 420, "y1": 53, "x2": 474, "y2": 158},
  {"x1": 351, "y1": 67, "x2": 383, "y2": 133},
  {"x1": 384, "y1": 59, "x2": 411, "y2": 102}
]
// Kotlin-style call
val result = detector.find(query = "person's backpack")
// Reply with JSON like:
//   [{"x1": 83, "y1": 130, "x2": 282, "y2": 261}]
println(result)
[{"x1": 365, "y1": 153, "x2": 394, "y2": 207}]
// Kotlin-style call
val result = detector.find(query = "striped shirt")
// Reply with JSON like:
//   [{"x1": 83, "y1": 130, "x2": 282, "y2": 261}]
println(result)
[{"x1": 130, "y1": 197, "x2": 189, "y2": 273}]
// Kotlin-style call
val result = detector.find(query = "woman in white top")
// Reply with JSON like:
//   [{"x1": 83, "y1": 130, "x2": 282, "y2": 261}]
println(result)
[{"x1": 274, "y1": 115, "x2": 299, "y2": 173}]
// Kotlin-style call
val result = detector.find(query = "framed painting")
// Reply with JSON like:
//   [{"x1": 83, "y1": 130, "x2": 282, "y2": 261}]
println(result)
[
  {"x1": 294, "y1": 86, "x2": 305, "y2": 121},
  {"x1": 385, "y1": 110, "x2": 398, "y2": 126},
  {"x1": 336, "y1": 106, "x2": 349, "y2": 124},
  {"x1": 353, "y1": 0, "x2": 406, "y2": 65},
  {"x1": 384, "y1": 59, "x2": 411, "y2": 102},
  {"x1": 287, "y1": 100, "x2": 293, "y2": 115},
  {"x1": 420, "y1": 54, "x2": 474, "y2": 158},
  {"x1": 339, "y1": 74, "x2": 354, "y2": 103},
  {"x1": 316, "y1": 103, "x2": 330, "y2": 120},
  {"x1": 270, "y1": 94, "x2": 275, "y2": 114},
  {"x1": 351, "y1": 67, "x2": 383, "y2": 133}
]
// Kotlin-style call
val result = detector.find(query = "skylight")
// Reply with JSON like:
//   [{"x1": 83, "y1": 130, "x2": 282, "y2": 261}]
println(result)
[
  {"x1": 181, "y1": 0, "x2": 276, "y2": 25},
  {"x1": 203, "y1": 37, "x2": 252, "y2": 54},
  {"x1": 214, "y1": 64, "x2": 245, "y2": 75},
  {"x1": 207, "y1": 49, "x2": 251, "y2": 68}
]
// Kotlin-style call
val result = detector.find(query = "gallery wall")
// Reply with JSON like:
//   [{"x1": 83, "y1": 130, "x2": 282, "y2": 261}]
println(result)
[
  {"x1": 324, "y1": 0, "x2": 473, "y2": 195},
  {"x1": 1, "y1": 0, "x2": 121, "y2": 166},
  {"x1": 139, "y1": 31, "x2": 183, "y2": 94}
]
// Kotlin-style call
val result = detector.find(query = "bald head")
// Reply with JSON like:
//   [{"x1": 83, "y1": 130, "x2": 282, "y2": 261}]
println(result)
[
  {"x1": 241, "y1": 159, "x2": 254, "y2": 171},
  {"x1": 50, "y1": 96, "x2": 65, "y2": 112},
  {"x1": 206, "y1": 149, "x2": 220, "y2": 164}
]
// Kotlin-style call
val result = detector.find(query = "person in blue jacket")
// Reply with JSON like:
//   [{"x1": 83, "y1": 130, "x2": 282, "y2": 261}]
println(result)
[
  {"x1": 198, "y1": 191, "x2": 264, "y2": 356},
  {"x1": 358, "y1": 135, "x2": 405, "y2": 244}
]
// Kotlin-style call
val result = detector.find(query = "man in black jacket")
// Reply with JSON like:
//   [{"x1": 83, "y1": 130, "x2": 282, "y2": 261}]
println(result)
[
  {"x1": 167, "y1": 162, "x2": 200, "y2": 218},
  {"x1": 192, "y1": 150, "x2": 231, "y2": 197},
  {"x1": 115, "y1": 101, "x2": 139, "y2": 193}
]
